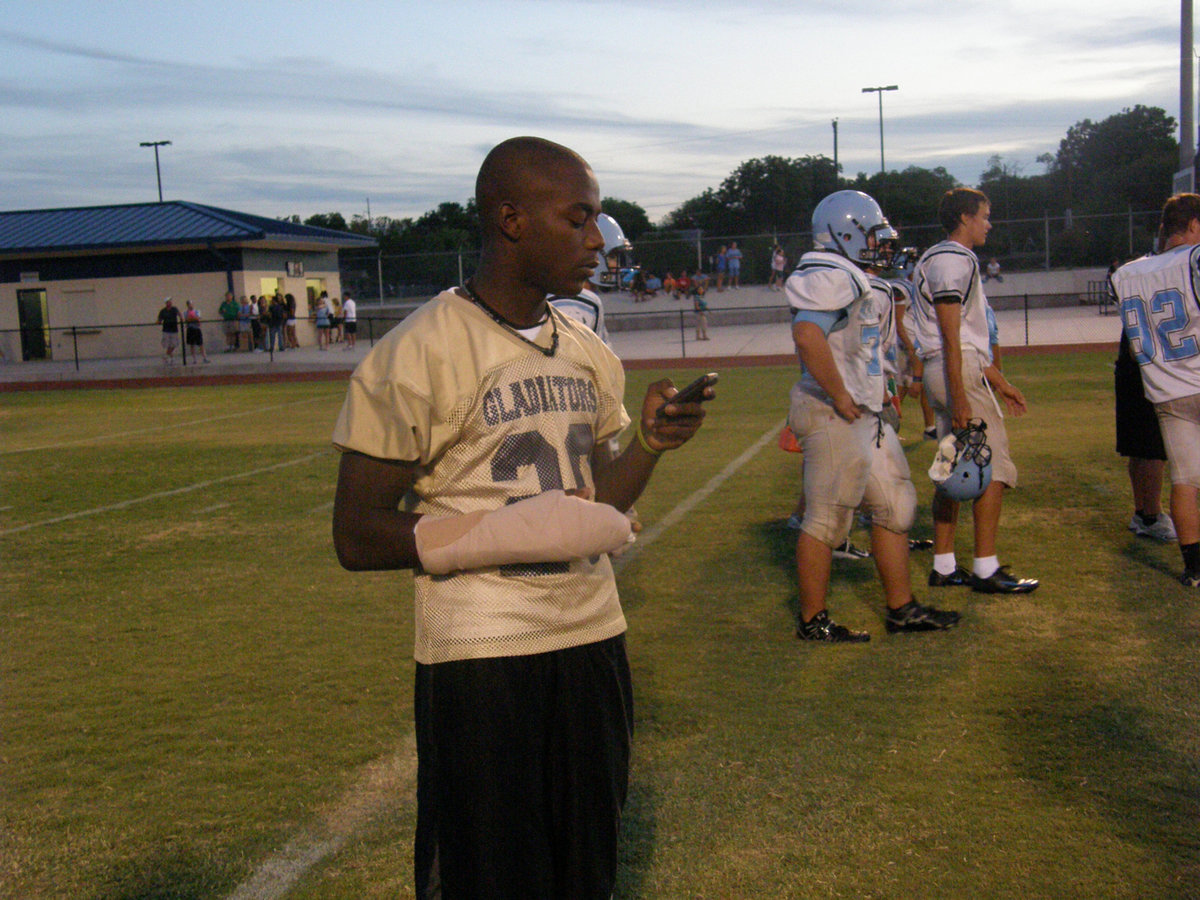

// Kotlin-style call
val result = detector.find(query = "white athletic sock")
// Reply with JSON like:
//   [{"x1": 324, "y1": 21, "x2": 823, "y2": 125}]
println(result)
[
  {"x1": 973, "y1": 556, "x2": 1000, "y2": 579},
  {"x1": 933, "y1": 553, "x2": 957, "y2": 576}
]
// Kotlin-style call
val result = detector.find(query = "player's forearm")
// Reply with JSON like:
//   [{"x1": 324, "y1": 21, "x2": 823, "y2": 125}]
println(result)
[
  {"x1": 592, "y1": 441, "x2": 657, "y2": 512},
  {"x1": 982, "y1": 363, "x2": 1009, "y2": 390},
  {"x1": 333, "y1": 506, "x2": 422, "y2": 571}
]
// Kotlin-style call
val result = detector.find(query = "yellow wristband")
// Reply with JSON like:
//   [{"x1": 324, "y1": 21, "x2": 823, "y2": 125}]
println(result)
[{"x1": 636, "y1": 423, "x2": 662, "y2": 457}]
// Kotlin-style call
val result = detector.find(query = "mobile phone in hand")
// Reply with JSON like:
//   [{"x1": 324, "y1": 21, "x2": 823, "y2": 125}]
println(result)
[{"x1": 657, "y1": 372, "x2": 718, "y2": 416}]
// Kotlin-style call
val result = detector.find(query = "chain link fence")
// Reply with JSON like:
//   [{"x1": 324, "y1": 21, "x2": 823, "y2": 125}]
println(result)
[
  {"x1": 0, "y1": 313, "x2": 411, "y2": 371},
  {"x1": 337, "y1": 208, "x2": 1160, "y2": 302}
]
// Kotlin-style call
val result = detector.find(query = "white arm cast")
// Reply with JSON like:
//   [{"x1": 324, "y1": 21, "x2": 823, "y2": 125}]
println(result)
[{"x1": 413, "y1": 489, "x2": 633, "y2": 575}]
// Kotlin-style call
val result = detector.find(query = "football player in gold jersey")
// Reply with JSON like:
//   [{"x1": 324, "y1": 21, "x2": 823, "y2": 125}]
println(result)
[{"x1": 332, "y1": 136, "x2": 711, "y2": 898}]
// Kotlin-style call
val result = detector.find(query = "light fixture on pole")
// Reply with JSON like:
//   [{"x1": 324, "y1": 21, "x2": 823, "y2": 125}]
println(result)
[
  {"x1": 139, "y1": 140, "x2": 172, "y2": 202},
  {"x1": 861, "y1": 85, "x2": 898, "y2": 174}
]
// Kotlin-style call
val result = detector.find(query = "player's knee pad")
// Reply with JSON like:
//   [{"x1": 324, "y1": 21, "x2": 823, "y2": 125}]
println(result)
[
  {"x1": 414, "y1": 490, "x2": 632, "y2": 575},
  {"x1": 863, "y1": 426, "x2": 917, "y2": 534},
  {"x1": 800, "y1": 502, "x2": 857, "y2": 547},
  {"x1": 801, "y1": 443, "x2": 870, "y2": 547},
  {"x1": 865, "y1": 478, "x2": 917, "y2": 534}
]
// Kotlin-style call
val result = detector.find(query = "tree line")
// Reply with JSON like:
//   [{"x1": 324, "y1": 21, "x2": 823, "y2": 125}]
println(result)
[{"x1": 304, "y1": 104, "x2": 1180, "y2": 290}]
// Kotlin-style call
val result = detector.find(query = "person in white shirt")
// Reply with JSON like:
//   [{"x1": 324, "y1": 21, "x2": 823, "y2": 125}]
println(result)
[
  {"x1": 341, "y1": 293, "x2": 357, "y2": 349},
  {"x1": 910, "y1": 188, "x2": 1037, "y2": 595},
  {"x1": 1111, "y1": 192, "x2": 1200, "y2": 586}
]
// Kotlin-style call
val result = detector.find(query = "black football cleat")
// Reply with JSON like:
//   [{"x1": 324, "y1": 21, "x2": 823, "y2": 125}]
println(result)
[
  {"x1": 885, "y1": 599, "x2": 961, "y2": 633},
  {"x1": 928, "y1": 567, "x2": 972, "y2": 588},
  {"x1": 796, "y1": 611, "x2": 870, "y2": 643},
  {"x1": 908, "y1": 538, "x2": 934, "y2": 551},
  {"x1": 970, "y1": 565, "x2": 1039, "y2": 594}
]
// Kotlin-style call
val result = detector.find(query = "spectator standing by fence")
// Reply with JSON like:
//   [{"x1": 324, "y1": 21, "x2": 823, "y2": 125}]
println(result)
[
  {"x1": 714, "y1": 245, "x2": 728, "y2": 292},
  {"x1": 769, "y1": 245, "x2": 787, "y2": 291},
  {"x1": 183, "y1": 300, "x2": 210, "y2": 363},
  {"x1": 342, "y1": 293, "x2": 357, "y2": 350},
  {"x1": 268, "y1": 294, "x2": 287, "y2": 353},
  {"x1": 727, "y1": 241, "x2": 743, "y2": 288},
  {"x1": 693, "y1": 277, "x2": 710, "y2": 340},
  {"x1": 329, "y1": 295, "x2": 343, "y2": 344},
  {"x1": 249, "y1": 295, "x2": 264, "y2": 352},
  {"x1": 314, "y1": 295, "x2": 331, "y2": 350},
  {"x1": 258, "y1": 296, "x2": 272, "y2": 351},
  {"x1": 156, "y1": 298, "x2": 181, "y2": 366},
  {"x1": 285, "y1": 292, "x2": 299, "y2": 348},
  {"x1": 219, "y1": 291, "x2": 240, "y2": 352},
  {"x1": 238, "y1": 297, "x2": 253, "y2": 351}
]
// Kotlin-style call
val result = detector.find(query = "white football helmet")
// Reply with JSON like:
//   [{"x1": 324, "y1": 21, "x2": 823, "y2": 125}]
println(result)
[
  {"x1": 811, "y1": 190, "x2": 898, "y2": 267},
  {"x1": 591, "y1": 213, "x2": 632, "y2": 291}
]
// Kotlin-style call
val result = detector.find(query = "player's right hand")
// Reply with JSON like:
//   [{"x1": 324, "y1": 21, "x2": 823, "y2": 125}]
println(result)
[
  {"x1": 951, "y1": 405, "x2": 971, "y2": 431},
  {"x1": 833, "y1": 392, "x2": 861, "y2": 422}
]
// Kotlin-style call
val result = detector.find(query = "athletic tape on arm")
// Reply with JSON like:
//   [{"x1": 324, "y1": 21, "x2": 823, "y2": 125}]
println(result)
[{"x1": 413, "y1": 490, "x2": 633, "y2": 575}]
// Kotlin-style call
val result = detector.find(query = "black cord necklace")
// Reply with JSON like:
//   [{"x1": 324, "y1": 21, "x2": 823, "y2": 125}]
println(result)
[{"x1": 463, "y1": 280, "x2": 558, "y2": 357}]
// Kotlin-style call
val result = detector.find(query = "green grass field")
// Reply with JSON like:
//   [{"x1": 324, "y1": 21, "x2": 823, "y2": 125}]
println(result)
[{"x1": 3, "y1": 352, "x2": 1198, "y2": 899}]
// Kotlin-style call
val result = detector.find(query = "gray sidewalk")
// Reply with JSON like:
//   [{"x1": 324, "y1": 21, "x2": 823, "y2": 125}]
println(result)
[{"x1": 0, "y1": 285, "x2": 1120, "y2": 387}]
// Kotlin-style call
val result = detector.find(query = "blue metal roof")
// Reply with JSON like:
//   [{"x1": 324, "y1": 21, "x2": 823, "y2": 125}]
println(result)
[{"x1": 0, "y1": 201, "x2": 377, "y2": 255}]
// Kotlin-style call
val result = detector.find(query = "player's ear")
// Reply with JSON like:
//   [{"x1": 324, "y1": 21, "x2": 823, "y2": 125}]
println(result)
[{"x1": 497, "y1": 201, "x2": 525, "y2": 243}]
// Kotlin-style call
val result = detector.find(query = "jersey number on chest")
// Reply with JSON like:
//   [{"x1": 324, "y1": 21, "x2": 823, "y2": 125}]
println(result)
[{"x1": 491, "y1": 423, "x2": 596, "y2": 576}]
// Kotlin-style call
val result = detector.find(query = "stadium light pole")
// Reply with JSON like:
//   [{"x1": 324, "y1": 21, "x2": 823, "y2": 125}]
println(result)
[
  {"x1": 861, "y1": 85, "x2": 898, "y2": 174},
  {"x1": 139, "y1": 140, "x2": 172, "y2": 202}
]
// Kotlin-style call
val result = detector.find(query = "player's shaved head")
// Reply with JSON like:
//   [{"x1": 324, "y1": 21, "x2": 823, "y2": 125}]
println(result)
[{"x1": 476, "y1": 137, "x2": 593, "y2": 245}]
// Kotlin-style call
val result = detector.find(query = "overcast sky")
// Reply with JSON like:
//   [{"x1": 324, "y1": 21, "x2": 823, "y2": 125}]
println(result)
[{"x1": 0, "y1": 1, "x2": 1187, "y2": 223}]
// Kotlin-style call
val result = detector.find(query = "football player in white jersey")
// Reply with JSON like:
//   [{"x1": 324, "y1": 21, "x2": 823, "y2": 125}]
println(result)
[
  {"x1": 549, "y1": 212, "x2": 642, "y2": 548},
  {"x1": 1111, "y1": 192, "x2": 1200, "y2": 586},
  {"x1": 787, "y1": 190, "x2": 960, "y2": 642},
  {"x1": 331, "y1": 137, "x2": 711, "y2": 897},
  {"x1": 911, "y1": 188, "x2": 1037, "y2": 595}
]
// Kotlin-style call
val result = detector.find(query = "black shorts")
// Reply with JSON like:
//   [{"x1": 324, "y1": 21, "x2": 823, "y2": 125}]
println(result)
[
  {"x1": 344, "y1": 321, "x2": 357, "y2": 334},
  {"x1": 1115, "y1": 357, "x2": 1166, "y2": 459},
  {"x1": 185, "y1": 327, "x2": 203, "y2": 347},
  {"x1": 414, "y1": 634, "x2": 632, "y2": 899}
]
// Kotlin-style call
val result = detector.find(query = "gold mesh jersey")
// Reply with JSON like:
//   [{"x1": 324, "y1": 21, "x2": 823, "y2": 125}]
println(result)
[{"x1": 332, "y1": 289, "x2": 632, "y2": 664}]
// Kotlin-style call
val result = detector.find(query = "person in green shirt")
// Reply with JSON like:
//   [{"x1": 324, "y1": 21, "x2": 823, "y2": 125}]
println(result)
[{"x1": 218, "y1": 291, "x2": 241, "y2": 353}]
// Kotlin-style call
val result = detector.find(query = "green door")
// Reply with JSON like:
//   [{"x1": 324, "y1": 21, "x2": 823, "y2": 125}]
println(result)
[{"x1": 17, "y1": 289, "x2": 49, "y2": 361}]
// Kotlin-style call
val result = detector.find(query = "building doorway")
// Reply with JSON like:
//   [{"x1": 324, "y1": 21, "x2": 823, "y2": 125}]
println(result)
[
  {"x1": 306, "y1": 278, "x2": 326, "y2": 317},
  {"x1": 17, "y1": 289, "x2": 50, "y2": 360}
]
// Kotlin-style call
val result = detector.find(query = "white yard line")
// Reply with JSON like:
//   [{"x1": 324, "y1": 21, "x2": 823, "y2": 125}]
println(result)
[
  {"x1": 612, "y1": 421, "x2": 783, "y2": 573},
  {"x1": 0, "y1": 452, "x2": 330, "y2": 536},
  {"x1": 224, "y1": 421, "x2": 783, "y2": 899},
  {"x1": 226, "y1": 735, "x2": 418, "y2": 900},
  {"x1": 2, "y1": 395, "x2": 339, "y2": 455}
]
